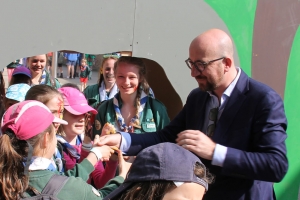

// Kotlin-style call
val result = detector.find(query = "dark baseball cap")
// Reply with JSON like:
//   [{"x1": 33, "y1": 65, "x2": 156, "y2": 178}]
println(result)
[{"x1": 104, "y1": 142, "x2": 208, "y2": 200}]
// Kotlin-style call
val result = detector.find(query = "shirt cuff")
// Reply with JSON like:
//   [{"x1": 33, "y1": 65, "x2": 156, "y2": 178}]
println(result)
[
  {"x1": 119, "y1": 132, "x2": 131, "y2": 153},
  {"x1": 211, "y1": 144, "x2": 227, "y2": 167}
]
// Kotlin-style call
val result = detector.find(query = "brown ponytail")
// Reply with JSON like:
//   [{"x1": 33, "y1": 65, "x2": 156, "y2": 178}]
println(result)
[
  {"x1": 0, "y1": 124, "x2": 54, "y2": 200},
  {"x1": 0, "y1": 133, "x2": 29, "y2": 200}
]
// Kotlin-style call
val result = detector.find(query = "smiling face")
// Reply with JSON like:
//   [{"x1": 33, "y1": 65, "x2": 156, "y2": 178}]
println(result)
[
  {"x1": 115, "y1": 62, "x2": 141, "y2": 96},
  {"x1": 27, "y1": 54, "x2": 47, "y2": 76},
  {"x1": 62, "y1": 110, "x2": 85, "y2": 137},
  {"x1": 102, "y1": 58, "x2": 116, "y2": 85},
  {"x1": 189, "y1": 52, "x2": 225, "y2": 92},
  {"x1": 189, "y1": 36, "x2": 225, "y2": 92}
]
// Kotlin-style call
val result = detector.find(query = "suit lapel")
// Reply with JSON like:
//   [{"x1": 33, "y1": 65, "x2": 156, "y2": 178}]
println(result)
[
  {"x1": 187, "y1": 88, "x2": 209, "y2": 132},
  {"x1": 198, "y1": 93, "x2": 210, "y2": 132},
  {"x1": 213, "y1": 70, "x2": 249, "y2": 141}
]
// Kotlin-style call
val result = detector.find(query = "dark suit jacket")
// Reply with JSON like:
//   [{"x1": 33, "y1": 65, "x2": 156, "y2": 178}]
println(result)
[{"x1": 127, "y1": 70, "x2": 288, "y2": 200}]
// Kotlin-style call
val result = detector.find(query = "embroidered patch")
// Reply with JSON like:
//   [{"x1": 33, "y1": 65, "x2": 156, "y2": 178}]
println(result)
[
  {"x1": 95, "y1": 120, "x2": 101, "y2": 130},
  {"x1": 92, "y1": 186, "x2": 100, "y2": 196},
  {"x1": 146, "y1": 123, "x2": 156, "y2": 129}
]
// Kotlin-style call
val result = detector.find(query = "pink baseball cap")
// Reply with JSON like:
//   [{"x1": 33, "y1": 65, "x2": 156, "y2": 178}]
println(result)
[
  {"x1": 58, "y1": 87, "x2": 97, "y2": 115},
  {"x1": 1, "y1": 100, "x2": 68, "y2": 140}
]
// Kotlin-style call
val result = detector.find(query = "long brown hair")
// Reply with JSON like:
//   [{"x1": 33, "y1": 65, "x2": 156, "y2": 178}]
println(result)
[
  {"x1": 114, "y1": 56, "x2": 151, "y2": 125},
  {"x1": 0, "y1": 125, "x2": 53, "y2": 200},
  {"x1": 119, "y1": 162, "x2": 214, "y2": 200},
  {"x1": 0, "y1": 71, "x2": 5, "y2": 120}
]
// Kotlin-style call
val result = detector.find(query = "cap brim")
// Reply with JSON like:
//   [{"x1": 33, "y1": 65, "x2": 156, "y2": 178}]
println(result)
[
  {"x1": 13, "y1": 72, "x2": 31, "y2": 78},
  {"x1": 53, "y1": 116, "x2": 68, "y2": 125},
  {"x1": 103, "y1": 182, "x2": 133, "y2": 200},
  {"x1": 64, "y1": 104, "x2": 98, "y2": 115}
]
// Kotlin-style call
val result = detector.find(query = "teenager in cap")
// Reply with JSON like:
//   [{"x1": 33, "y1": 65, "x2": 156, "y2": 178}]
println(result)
[
  {"x1": 9, "y1": 65, "x2": 32, "y2": 86},
  {"x1": 57, "y1": 87, "x2": 119, "y2": 188},
  {"x1": 0, "y1": 100, "x2": 130, "y2": 200},
  {"x1": 4, "y1": 83, "x2": 31, "y2": 110}
]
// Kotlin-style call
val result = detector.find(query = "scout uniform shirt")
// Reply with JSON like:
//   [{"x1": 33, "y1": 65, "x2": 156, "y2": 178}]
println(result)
[{"x1": 93, "y1": 95, "x2": 170, "y2": 136}]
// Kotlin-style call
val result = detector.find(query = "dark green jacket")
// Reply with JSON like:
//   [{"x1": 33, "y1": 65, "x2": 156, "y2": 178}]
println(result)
[
  {"x1": 93, "y1": 95, "x2": 170, "y2": 136},
  {"x1": 80, "y1": 65, "x2": 91, "y2": 79},
  {"x1": 63, "y1": 158, "x2": 93, "y2": 181},
  {"x1": 23, "y1": 159, "x2": 124, "y2": 199},
  {"x1": 83, "y1": 83, "x2": 100, "y2": 108},
  {"x1": 44, "y1": 70, "x2": 61, "y2": 89}
]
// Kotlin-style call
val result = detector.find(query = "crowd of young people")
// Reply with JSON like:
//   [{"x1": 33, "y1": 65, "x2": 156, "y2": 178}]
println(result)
[{"x1": 0, "y1": 50, "x2": 214, "y2": 199}]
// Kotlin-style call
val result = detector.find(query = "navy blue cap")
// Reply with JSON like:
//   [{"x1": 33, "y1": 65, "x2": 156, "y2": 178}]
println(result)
[{"x1": 104, "y1": 142, "x2": 208, "y2": 200}]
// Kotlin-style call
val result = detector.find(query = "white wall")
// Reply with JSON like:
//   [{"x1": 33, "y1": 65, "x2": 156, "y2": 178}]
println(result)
[{"x1": 0, "y1": 0, "x2": 239, "y2": 102}]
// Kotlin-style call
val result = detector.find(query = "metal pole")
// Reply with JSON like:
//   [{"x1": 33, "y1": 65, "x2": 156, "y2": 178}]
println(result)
[{"x1": 51, "y1": 52, "x2": 58, "y2": 78}]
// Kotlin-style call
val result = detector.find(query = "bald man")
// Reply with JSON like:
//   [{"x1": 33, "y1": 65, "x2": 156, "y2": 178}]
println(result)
[{"x1": 98, "y1": 29, "x2": 288, "y2": 200}]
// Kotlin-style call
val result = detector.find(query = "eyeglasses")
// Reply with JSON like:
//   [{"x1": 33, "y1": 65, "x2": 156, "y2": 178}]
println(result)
[
  {"x1": 185, "y1": 57, "x2": 225, "y2": 73},
  {"x1": 207, "y1": 107, "x2": 218, "y2": 137}
]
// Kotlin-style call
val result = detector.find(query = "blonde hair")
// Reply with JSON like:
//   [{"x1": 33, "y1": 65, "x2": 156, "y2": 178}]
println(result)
[{"x1": 81, "y1": 58, "x2": 87, "y2": 64}]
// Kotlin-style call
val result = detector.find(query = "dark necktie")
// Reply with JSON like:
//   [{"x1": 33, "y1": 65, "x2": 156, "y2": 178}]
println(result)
[{"x1": 207, "y1": 107, "x2": 219, "y2": 137}]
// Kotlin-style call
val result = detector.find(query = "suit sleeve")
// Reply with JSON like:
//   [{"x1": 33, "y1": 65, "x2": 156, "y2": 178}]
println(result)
[
  {"x1": 127, "y1": 102, "x2": 188, "y2": 155},
  {"x1": 222, "y1": 90, "x2": 288, "y2": 182}
]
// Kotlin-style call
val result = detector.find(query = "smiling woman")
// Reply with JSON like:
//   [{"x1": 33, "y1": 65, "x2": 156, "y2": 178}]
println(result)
[
  {"x1": 57, "y1": 87, "x2": 119, "y2": 189},
  {"x1": 83, "y1": 54, "x2": 119, "y2": 109},
  {"x1": 94, "y1": 56, "x2": 170, "y2": 135},
  {"x1": 27, "y1": 54, "x2": 60, "y2": 88}
]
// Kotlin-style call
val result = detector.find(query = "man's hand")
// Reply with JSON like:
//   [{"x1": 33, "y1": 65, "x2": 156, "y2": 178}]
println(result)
[
  {"x1": 176, "y1": 130, "x2": 216, "y2": 160},
  {"x1": 96, "y1": 133, "x2": 122, "y2": 149}
]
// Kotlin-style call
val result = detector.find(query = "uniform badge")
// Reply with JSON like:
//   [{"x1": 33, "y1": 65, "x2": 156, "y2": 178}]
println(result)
[{"x1": 146, "y1": 123, "x2": 156, "y2": 129}]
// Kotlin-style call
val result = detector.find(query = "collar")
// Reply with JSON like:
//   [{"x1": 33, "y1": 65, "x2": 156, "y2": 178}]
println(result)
[
  {"x1": 28, "y1": 156, "x2": 56, "y2": 171},
  {"x1": 207, "y1": 67, "x2": 241, "y2": 106},
  {"x1": 223, "y1": 67, "x2": 241, "y2": 98}
]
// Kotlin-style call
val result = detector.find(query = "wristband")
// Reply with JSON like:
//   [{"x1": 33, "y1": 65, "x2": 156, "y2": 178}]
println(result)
[
  {"x1": 90, "y1": 148, "x2": 102, "y2": 161},
  {"x1": 82, "y1": 142, "x2": 93, "y2": 151}
]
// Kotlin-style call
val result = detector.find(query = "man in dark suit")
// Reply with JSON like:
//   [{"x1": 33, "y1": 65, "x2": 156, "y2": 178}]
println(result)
[{"x1": 98, "y1": 29, "x2": 288, "y2": 200}]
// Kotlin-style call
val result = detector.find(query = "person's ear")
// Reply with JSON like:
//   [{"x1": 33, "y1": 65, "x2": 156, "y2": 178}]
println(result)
[
  {"x1": 41, "y1": 132, "x2": 50, "y2": 149},
  {"x1": 223, "y1": 57, "x2": 232, "y2": 72}
]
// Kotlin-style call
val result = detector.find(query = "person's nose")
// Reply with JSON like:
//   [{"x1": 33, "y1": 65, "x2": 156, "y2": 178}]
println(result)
[
  {"x1": 78, "y1": 115, "x2": 85, "y2": 122},
  {"x1": 191, "y1": 65, "x2": 201, "y2": 77},
  {"x1": 124, "y1": 77, "x2": 130, "y2": 85}
]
